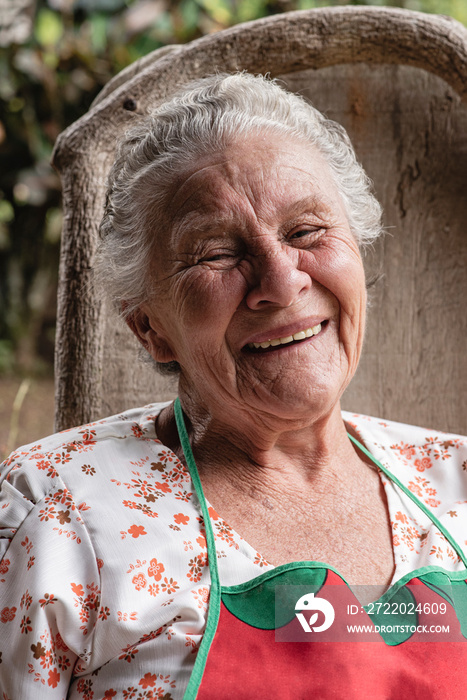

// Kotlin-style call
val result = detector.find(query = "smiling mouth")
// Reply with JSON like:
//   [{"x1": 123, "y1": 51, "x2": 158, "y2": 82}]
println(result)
[{"x1": 244, "y1": 322, "x2": 325, "y2": 353}]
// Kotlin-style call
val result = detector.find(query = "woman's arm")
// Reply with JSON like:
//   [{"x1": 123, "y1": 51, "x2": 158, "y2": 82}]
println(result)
[{"x1": 0, "y1": 448, "x2": 100, "y2": 697}]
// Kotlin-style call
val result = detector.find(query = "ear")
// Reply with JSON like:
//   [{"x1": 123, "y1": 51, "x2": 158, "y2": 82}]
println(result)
[{"x1": 125, "y1": 307, "x2": 176, "y2": 364}]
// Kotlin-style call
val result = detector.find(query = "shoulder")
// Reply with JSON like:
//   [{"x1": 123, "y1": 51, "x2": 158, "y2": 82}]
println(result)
[
  {"x1": 3, "y1": 401, "x2": 171, "y2": 461},
  {"x1": 343, "y1": 411, "x2": 467, "y2": 512},
  {"x1": 342, "y1": 411, "x2": 467, "y2": 463},
  {"x1": 1, "y1": 401, "x2": 172, "y2": 477},
  {"x1": 0, "y1": 402, "x2": 173, "y2": 551}
]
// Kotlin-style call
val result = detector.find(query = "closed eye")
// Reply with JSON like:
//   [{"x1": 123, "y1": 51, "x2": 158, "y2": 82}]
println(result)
[
  {"x1": 201, "y1": 254, "x2": 229, "y2": 262},
  {"x1": 288, "y1": 227, "x2": 325, "y2": 243},
  {"x1": 196, "y1": 249, "x2": 240, "y2": 267},
  {"x1": 290, "y1": 229, "x2": 314, "y2": 239}
]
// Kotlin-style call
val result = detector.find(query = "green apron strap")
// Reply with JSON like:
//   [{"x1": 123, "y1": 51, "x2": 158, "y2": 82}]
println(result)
[
  {"x1": 347, "y1": 432, "x2": 467, "y2": 568},
  {"x1": 174, "y1": 398, "x2": 221, "y2": 699}
]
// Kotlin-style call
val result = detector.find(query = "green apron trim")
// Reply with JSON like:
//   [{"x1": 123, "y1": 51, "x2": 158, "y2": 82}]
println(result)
[
  {"x1": 175, "y1": 400, "x2": 467, "y2": 697},
  {"x1": 222, "y1": 560, "x2": 331, "y2": 594},
  {"x1": 174, "y1": 398, "x2": 221, "y2": 700},
  {"x1": 363, "y1": 564, "x2": 467, "y2": 606},
  {"x1": 420, "y1": 571, "x2": 467, "y2": 637},
  {"x1": 222, "y1": 562, "x2": 467, "y2": 644},
  {"x1": 222, "y1": 565, "x2": 328, "y2": 629},
  {"x1": 222, "y1": 558, "x2": 467, "y2": 600},
  {"x1": 348, "y1": 433, "x2": 467, "y2": 568}
]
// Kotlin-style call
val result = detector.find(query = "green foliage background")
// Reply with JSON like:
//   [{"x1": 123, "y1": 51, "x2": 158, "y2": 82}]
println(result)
[{"x1": 0, "y1": 0, "x2": 466, "y2": 375}]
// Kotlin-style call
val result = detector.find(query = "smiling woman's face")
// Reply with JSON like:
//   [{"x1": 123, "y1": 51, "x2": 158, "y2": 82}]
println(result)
[{"x1": 135, "y1": 133, "x2": 367, "y2": 426}]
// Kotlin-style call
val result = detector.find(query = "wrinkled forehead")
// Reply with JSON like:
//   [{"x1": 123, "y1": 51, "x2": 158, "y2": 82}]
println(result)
[{"x1": 162, "y1": 136, "x2": 344, "y2": 240}]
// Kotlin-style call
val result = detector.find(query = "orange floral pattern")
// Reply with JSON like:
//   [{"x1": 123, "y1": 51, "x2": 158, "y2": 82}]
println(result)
[{"x1": 0, "y1": 404, "x2": 465, "y2": 698}]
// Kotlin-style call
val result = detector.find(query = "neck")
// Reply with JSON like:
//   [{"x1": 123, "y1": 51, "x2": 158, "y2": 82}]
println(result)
[{"x1": 158, "y1": 385, "x2": 364, "y2": 493}]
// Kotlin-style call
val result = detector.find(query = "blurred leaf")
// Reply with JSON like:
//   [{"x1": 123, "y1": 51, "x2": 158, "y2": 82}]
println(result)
[
  {"x1": 0, "y1": 341, "x2": 14, "y2": 373},
  {"x1": 128, "y1": 33, "x2": 164, "y2": 56},
  {"x1": 152, "y1": 11, "x2": 175, "y2": 39},
  {"x1": 0, "y1": 64, "x2": 16, "y2": 100},
  {"x1": 13, "y1": 48, "x2": 48, "y2": 82},
  {"x1": 0, "y1": 222, "x2": 10, "y2": 250},
  {"x1": 44, "y1": 207, "x2": 62, "y2": 243},
  {"x1": 0, "y1": 200, "x2": 14, "y2": 223},
  {"x1": 236, "y1": 0, "x2": 267, "y2": 22},
  {"x1": 196, "y1": 0, "x2": 233, "y2": 24},
  {"x1": 13, "y1": 183, "x2": 30, "y2": 204},
  {"x1": 124, "y1": 0, "x2": 167, "y2": 36},
  {"x1": 75, "y1": 0, "x2": 128, "y2": 11},
  {"x1": 179, "y1": 0, "x2": 201, "y2": 32},
  {"x1": 14, "y1": 164, "x2": 59, "y2": 206},
  {"x1": 8, "y1": 96, "x2": 25, "y2": 112},
  {"x1": 70, "y1": 67, "x2": 95, "y2": 90},
  {"x1": 35, "y1": 8, "x2": 64, "y2": 47},
  {"x1": 113, "y1": 43, "x2": 133, "y2": 68},
  {"x1": 89, "y1": 13, "x2": 109, "y2": 53},
  {"x1": 0, "y1": 0, "x2": 34, "y2": 48},
  {"x1": 43, "y1": 50, "x2": 59, "y2": 68}
]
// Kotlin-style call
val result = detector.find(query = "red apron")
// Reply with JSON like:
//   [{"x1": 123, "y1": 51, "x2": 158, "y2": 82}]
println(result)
[{"x1": 173, "y1": 399, "x2": 467, "y2": 699}]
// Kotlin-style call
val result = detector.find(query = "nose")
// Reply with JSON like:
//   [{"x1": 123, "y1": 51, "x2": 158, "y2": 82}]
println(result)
[{"x1": 245, "y1": 245, "x2": 312, "y2": 310}]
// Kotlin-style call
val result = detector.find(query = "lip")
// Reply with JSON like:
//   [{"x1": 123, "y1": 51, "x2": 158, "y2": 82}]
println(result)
[{"x1": 241, "y1": 317, "x2": 328, "y2": 348}]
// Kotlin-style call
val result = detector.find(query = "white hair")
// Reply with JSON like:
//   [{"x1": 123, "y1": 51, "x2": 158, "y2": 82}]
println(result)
[{"x1": 97, "y1": 72, "x2": 382, "y2": 372}]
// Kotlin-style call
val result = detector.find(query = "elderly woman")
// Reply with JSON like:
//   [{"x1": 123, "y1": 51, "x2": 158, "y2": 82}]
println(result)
[{"x1": 1, "y1": 73, "x2": 467, "y2": 699}]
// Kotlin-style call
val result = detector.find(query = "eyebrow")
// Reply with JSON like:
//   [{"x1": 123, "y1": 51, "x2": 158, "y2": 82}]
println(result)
[
  {"x1": 170, "y1": 215, "x2": 235, "y2": 249},
  {"x1": 171, "y1": 193, "x2": 334, "y2": 243}
]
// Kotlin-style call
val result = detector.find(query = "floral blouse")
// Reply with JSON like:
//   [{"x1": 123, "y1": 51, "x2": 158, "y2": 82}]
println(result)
[{"x1": 0, "y1": 402, "x2": 466, "y2": 699}]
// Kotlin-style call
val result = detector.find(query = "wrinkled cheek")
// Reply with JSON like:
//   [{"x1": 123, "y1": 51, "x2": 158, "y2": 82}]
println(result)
[
  {"x1": 177, "y1": 335, "x2": 238, "y2": 395},
  {"x1": 334, "y1": 270, "x2": 367, "y2": 364},
  {"x1": 177, "y1": 270, "x2": 246, "y2": 330},
  {"x1": 340, "y1": 302, "x2": 366, "y2": 376},
  {"x1": 171, "y1": 275, "x2": 217, "y2": 321}
]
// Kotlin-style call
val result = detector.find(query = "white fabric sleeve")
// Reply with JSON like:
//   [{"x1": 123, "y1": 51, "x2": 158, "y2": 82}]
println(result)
[{"x1": 0, "y1": 452, "x2": 100, "y2": 697}]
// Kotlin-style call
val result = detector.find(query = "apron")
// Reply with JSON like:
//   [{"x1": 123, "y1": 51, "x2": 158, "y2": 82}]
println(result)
[{"x1": 173, "y1": 399, "x2": 467, "y2": 699}]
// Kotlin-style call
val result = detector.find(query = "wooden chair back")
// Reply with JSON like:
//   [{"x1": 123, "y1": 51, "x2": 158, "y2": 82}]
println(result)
[{"x1": 52, "y1": 7, "x2": 467, "y2": 434}]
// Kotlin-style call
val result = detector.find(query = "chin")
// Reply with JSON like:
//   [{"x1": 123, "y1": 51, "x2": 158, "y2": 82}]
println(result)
[{"x1": 249, "y1": 378, "x2": 344, "y2": 423}]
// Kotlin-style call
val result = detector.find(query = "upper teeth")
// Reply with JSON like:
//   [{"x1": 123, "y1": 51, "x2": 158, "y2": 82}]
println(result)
[{"x1": 248, "y1": 323, "x2": 322, "y2": 350}]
